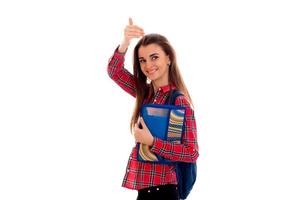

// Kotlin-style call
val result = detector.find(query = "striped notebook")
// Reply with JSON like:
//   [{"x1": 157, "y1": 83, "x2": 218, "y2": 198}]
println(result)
[{"x1": 137, "y1": 104, "x2": 186, "y2": 164}]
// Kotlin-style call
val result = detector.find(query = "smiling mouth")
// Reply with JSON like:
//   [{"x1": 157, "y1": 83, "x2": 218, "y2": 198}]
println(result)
[{"x1": 147, "y1": 68, "x2": 158, "y2": 75}]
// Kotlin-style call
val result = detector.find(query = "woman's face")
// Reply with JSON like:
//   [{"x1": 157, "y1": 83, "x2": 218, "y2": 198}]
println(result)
[{"x1": 138, "y1": 44, "x2": 170, "y2": 86}]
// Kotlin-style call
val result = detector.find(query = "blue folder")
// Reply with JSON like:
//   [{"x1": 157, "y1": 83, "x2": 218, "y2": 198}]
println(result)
[{"x1": 137, "y1": 103, "x2": 186, "y2": 164}]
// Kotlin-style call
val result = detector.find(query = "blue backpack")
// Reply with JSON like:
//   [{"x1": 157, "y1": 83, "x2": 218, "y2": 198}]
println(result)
[{"x1": 166, "y1": 90, "x2": 197, "y2": 199}]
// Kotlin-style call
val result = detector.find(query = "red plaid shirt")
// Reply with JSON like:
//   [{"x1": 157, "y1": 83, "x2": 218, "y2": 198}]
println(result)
[{"x1": 107, "y1": 47, "x2": 199, "y2": 190}]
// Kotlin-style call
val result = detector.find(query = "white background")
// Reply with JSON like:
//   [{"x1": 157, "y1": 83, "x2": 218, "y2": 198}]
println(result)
[{"x1": 1, "y1": 0, "x2": 300, "y2": 199}]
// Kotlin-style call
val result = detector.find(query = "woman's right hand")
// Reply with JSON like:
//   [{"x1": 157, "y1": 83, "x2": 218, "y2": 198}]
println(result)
[{"x1": 118, "y1": 18, "x2": 144, "y2": 53}]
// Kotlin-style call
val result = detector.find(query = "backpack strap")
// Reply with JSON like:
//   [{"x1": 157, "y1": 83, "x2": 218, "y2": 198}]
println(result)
[
  {"x1": 165, "y1": 89, "x2": 183, "y2": 105},
  {"x1": 167, "y1": 90, "x2": 197, "y2": 199}
]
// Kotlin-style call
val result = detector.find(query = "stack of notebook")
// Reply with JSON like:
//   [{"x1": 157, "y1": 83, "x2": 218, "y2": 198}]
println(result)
[{"x1": 137, "y1": 104, "x2": 186, "y2": 164}]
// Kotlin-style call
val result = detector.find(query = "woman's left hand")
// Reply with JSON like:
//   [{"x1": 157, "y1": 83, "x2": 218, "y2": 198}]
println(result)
[{"x1": 133, "y1": 117, "x2": 154, "y2": 146}]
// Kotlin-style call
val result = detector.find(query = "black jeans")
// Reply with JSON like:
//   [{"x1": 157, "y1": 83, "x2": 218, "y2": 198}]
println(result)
[{"x1": 136, "y1": 184, "x2": 179, "y2": 200}]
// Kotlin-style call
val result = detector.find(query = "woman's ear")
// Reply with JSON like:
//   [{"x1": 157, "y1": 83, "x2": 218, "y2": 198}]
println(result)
[{"x1": 167, "y1": 56, "x2": 171, "y2": 66}]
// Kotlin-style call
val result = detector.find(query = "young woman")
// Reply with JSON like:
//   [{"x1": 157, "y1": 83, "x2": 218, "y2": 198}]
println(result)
[{"x1": 107, "y1": 18, "x2": 199, "y2": 200}]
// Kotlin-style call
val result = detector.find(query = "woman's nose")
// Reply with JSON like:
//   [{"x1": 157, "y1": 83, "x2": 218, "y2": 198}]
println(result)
[{"x1": 145, "y1": 61, "x2": 155, "y2": 69}]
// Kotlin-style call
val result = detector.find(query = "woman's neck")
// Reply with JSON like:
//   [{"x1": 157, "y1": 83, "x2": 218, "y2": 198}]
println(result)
[{"x1": 152, "y1": 81, "x2": 169, "y2": 93}]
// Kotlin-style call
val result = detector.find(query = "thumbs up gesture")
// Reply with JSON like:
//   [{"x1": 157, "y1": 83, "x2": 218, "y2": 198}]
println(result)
[{"x1": 118, "y1": 17, "x2": 144, "y2": 53}]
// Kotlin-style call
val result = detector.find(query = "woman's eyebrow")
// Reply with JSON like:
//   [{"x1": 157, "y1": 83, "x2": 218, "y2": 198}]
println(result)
[
  {"x1": 139, "y1": 53, "x2": 159, "y2": 59},
  {"x1": 149, "y1": 53, "x2": 159, "y2": 57}
]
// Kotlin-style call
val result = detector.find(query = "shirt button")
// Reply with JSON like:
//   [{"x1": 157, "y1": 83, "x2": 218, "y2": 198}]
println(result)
[
  {"x1": 158, "y1": 88, "x2": 161, "y2": 91},
  {"x1": 154, "y1": 99, "x2": 157, "y2": 102},
  {"x1": 156, "y1": 187, "x2": 160, "y2": 191},
  {"x1": 127, "y1": 169, "x2": 130, "y2": 172},
  {"x1": 148, "y1": 190, "x2": 151, "y2": 193}
]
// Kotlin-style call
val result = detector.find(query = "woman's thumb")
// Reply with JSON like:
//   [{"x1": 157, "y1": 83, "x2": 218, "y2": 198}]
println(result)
[
  {"x1": 129, "y1": 17, "x2": 133, "y2": 25},
  {"x1": 140, "y1": 117, "x2": 146, "y2": 126}
]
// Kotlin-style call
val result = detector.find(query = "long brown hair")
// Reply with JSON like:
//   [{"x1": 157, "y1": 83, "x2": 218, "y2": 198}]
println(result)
[{"x1": 130, "y1": 33, "x2": 193, "y2": 132}]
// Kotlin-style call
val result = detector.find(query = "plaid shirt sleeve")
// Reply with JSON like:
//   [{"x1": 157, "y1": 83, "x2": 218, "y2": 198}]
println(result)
[
  {"x1": 151, "y1": 95, "x2": 199, "y2": 163},
  {"x1": 107, "y1": 47, "x2": 136, "y2": 97}
]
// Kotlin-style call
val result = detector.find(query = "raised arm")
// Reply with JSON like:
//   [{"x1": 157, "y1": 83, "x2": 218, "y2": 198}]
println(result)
[{"x1": 107, "y1": 18, "x2": 144, "y2": 97}]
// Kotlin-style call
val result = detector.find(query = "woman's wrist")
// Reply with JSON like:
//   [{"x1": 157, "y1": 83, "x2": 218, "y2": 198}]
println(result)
[{"x1": 118, "y1": 40, "x2": 130, "y2": 53}]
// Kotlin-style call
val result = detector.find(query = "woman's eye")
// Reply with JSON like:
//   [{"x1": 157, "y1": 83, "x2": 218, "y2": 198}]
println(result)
[
  {"x1": 139, "y1": 60, "x2": 145, "y2": 63},
  {"x1": 151, "y1": 56, "x2": 158, "y2": 60}
]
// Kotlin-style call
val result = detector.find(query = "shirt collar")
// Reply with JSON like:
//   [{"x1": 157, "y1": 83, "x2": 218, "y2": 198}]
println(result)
[
  {"x1": 145, "y1": 84, "x2": 176, "y2": 101},
  {"x1": 159, "y1": 84, "x2": 176, "y2": 93}
]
